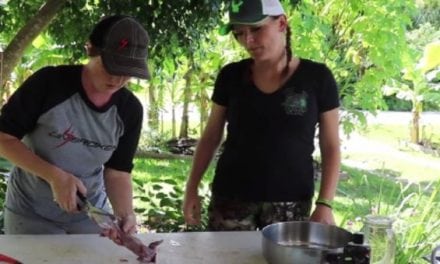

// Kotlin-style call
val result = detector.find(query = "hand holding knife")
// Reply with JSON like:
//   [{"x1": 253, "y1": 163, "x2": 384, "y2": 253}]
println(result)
[
  {"x1": 76, "y1": 191, "x2": 120, "y2": 230},
  {"x1": 76, "y1": 191, "x2": 163, "y2": 262}
]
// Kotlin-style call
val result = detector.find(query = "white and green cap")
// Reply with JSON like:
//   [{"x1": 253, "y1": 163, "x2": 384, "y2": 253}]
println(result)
[{"x1": 219, "y1": 0, "x2": 285, "y2": 35}]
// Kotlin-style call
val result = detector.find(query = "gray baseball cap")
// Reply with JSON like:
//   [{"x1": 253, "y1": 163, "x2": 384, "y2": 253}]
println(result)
[
  {"x1": 89, "y1": 15, "x2": 150, "y2": 79},
  {"x1": 219, "y1": 0, "x2": 285, "y2": 35}
]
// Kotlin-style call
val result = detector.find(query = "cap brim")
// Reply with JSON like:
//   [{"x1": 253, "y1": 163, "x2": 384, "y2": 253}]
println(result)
[
  {"x1": 231, "y1": 15, "x2": 269, "y2": 26},
  {"x1": 101, "y1": 51, "x2": 150, "y2": 79},
  {"x1": 218, "y1": 16, "x2": 270, "y2": 36}
]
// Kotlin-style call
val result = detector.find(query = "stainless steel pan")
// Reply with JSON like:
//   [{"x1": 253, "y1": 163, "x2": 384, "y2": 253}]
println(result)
[{"x1": 262, "y1": 221, "x2": 353, "y2": 264}]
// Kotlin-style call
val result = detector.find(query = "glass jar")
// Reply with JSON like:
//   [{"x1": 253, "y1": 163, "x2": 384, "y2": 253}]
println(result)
[
  {"x1": 431, "y1": 245, "x2": 440, "y2": 264},
  {"x1": 363, "y1": 215, "x2": 396, "y2": 264}
]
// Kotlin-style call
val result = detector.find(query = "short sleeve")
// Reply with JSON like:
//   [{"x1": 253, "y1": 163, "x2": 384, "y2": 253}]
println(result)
[
  {"x1": 0, "y1": 67, "x2": 53, "y2": 139},
  {"x1": 104, "y1": 92, "x2": 143, "y2": 173},
  {"x1": 211, "y1": 60, "x2": 250, "y2": 106},
  {"x1": 211, "y1": 66, "x2": 231, "y2": 106},
  {"x1": 317, "y1": 65, "x2": 340, "y2": 113}
]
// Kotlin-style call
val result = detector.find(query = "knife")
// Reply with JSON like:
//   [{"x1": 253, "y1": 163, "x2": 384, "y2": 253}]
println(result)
[
  {"x1": 76, "y1": 192, "x2": 165, "y2": 261},
  {"x1": 76, "y1": 191, "x2": 120, "y2": 230},
  {"x1": 0, "y1": 253, "x2": 22, "y2": 264}
]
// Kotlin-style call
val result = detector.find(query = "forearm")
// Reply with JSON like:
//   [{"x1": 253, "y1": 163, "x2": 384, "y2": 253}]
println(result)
[
  {"x1": 310, "y1": 144, "x2": 339, "y2": 224},
  {"x1": 0, "y1": 132, "x2": 61, "y2": 183},
  {"x1": 317, "y1": 144, "x2": 340, "y2": 201},
  {"x1": 316, "y1": 108, "x2": 341, "y2": 202},
  {"x1": 186, "y1": 103, "x2": 226, "y2": 193},
  {"x1": 186, "y1": 138, "x2": 220, "y2": 189},
  {"x1": 104, "y1": 168, "x2": 134, "y2": 218}
]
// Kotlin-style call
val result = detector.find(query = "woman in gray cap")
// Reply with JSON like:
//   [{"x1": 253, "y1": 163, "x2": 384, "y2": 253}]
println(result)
[
  {"x1": 0, "y1": 15, "x2": 149, "y2": 239},
  {"x1": 184, "y1": 0, "x2": 341, "y2": 230}
]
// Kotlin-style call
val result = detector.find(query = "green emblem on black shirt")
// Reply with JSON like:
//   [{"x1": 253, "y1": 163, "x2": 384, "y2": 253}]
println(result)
[{"x1": 283, "y1": 90, "x2": 308, "y2": 116}]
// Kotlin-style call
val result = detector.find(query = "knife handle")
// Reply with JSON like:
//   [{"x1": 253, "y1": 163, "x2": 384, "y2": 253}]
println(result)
[
  {"x1": 0, "y1": 253, "x2": 23, "y2": 264},
  {"x1": 76, "y1": 190, "x2": 87, "y2": 210}
]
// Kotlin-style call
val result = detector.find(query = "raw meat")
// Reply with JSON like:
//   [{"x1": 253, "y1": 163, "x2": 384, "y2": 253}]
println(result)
[{"x1": 118, "y1": 232, "x2": 163, "y2": 263}]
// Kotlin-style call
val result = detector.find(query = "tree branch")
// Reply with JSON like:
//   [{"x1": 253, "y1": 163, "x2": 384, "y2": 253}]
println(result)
[{"x1": 1, "y1": 0, "x2": 69, "y2": 88}]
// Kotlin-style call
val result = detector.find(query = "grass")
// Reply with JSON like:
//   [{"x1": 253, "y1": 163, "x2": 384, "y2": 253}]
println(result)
[
  {"x1": 131, "y1": 158, "x2": 215, "y2": 232},
  {"x1": 364, "y1": 123, "x2": 440, "y2": 148},
  {"x1": 342, "y1": 123, "x2": 440, "y2": 182}
]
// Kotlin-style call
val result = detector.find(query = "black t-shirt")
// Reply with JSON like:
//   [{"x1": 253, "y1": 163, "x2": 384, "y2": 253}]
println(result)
[{"x1": 211, "y1": 58, "x2": 340, "y2": 202}]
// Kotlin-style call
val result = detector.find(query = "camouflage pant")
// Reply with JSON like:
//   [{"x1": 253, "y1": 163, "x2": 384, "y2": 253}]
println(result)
[{"x1": 207, "y1": 195, "x2": 312, "y2": 231}]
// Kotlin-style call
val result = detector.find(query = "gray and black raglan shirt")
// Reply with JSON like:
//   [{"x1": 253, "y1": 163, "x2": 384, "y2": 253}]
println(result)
[{"x1": 0, "y1": 65, "x2": 143, "y2": 223}]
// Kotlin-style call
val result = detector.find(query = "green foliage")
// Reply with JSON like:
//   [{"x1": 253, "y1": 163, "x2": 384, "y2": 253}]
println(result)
[
  {"x1": 413, "y1": 0, "x2": 440, "y2": 28},
  {"x1": 383, "y1": 22, "x2": 440, "y2": 142},
  {"x1": 393, "y1": 181, "x2": 440, "y2": 263},
  {"x1": 131, "y1": 158, "x2": 214, "y2": 232},
  {"x1": 384, "y1": 96, "x2": 413, "y2": 111},
  {"x1": 330, "y1": 166, "x2": 440, "y2": 264},
  {"x1": 138, "y1": 128, "x2": 170, "y2": 151},
  {"x1": 2, "y1": 0, "x2": 437, "y2": 139},
  {"x1": 0, "y1": 0, "x2": 43, "y2": 37},
  {"x1": 287, "y1": 0, "x2": 416, "y2": 135},
  {"x1": 46, "y1": 0, "x2": 228, "y2": 62}
]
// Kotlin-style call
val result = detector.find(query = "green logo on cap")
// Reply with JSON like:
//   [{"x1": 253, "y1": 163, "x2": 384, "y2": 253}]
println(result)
[{"x1": 231, "y1": 0, "x2": 243, "y2": 13}]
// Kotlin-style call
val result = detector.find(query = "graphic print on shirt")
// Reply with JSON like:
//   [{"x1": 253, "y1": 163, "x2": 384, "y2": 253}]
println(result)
[
  {"x1": 49, "y1": 124, "x2": 117, "y2": 151},
  {"x1": 282, "y1": 88, "x2": 308, "y2": 116}
]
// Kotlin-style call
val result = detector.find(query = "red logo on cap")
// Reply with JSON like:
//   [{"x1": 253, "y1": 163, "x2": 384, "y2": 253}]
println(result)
[{"x1": 118, "y1": 39, "x2": 129, "y2": 50}]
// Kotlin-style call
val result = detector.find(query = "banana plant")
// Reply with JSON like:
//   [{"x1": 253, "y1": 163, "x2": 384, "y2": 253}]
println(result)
[{"x1": 384, "y1": 24, "x2": 440, "y2": 144}]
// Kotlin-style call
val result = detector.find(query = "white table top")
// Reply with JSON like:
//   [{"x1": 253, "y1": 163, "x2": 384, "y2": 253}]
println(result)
[{"x1": 0, "y1": 231, "x2": 266, "y2": 264}]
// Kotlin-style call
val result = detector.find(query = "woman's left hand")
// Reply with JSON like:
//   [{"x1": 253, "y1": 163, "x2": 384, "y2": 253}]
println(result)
[
  {"x1": 102, "y1": 213, "x2": 137, "y2": 245},
  {"x1": 119, "y1": 213, "x2": 137, "y2": 234},
  {"x1": 309, "y1": 205, "x2": 335, "y2": 225}
]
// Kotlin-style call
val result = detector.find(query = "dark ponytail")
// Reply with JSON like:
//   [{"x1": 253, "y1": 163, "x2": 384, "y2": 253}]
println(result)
[{"x1": 283, "y1": 25, "x2": 292, "y2": 76}]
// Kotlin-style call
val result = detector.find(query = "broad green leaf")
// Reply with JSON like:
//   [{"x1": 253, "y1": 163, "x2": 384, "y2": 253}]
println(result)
[{"x1": 420, "y1": 41, "x2": 440, "y2": 73}]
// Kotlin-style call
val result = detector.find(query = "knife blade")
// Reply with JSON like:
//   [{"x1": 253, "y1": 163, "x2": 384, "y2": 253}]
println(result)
[{"x1": 76, "y1": 191, "x2": 119, "y2": 230}]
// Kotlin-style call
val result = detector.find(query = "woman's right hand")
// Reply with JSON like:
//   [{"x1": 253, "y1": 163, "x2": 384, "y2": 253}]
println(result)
[
  {"x1": 182, "y1": 103, "x2": 226, "y2": 226},
  {"x1": 49, "y1": 170, "x2": 86, "y2": 213},
  {"x1": 0, "y1": 132, "x2": 87, "y2": 213},
  {"x1": 183, "y1": 188, "x2": 201, "y2": 225}
]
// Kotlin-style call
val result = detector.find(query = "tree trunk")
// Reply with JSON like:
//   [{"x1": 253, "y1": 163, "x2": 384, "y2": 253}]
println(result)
[
  {"x1": 0, "y1": 51, "x2": 4, "y2": 104},
  {"x1": 179, "y1": 67, "x2": 193, "y2": 139},
  {"x1": 1, "y1": 0, "x2": 69, "y2": 91},
  {"x1": 135, "y1": 149, "x2": 192, "y2": 160},
  {"x1": 197, "y1": 72, "x2": 210, "y2": 136},
  {"x1": 410, "y1": 103, "x2": 421, "y2": 144},
  {"x1": 171, "y1": 105, "x2": 176, "y2": 138},
  {"x1": 148, "y1": 83, "x2": 159, "y2": 131},
  {"x1": 199, "y1": 88, "x2": 209, "y2": 135},
  {"x1": 171, "y1": 87, "x2": 176, "y2": 139}
]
